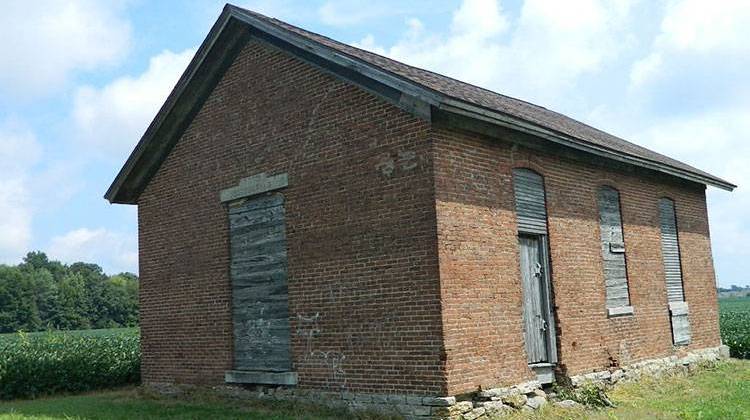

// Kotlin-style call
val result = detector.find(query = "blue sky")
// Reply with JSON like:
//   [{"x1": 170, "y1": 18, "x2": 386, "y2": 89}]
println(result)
[{"x1": 0, "y1": 0, "x2": 747, "y2": 287}]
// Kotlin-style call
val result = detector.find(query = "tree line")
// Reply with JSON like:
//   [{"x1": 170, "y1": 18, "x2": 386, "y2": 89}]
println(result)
[
  {"x1": 0, "y1": 252, "x2": 138, "y2": 333},
  {"x1": 717, "y1": 285, "x2": 750, "y2": 293}
]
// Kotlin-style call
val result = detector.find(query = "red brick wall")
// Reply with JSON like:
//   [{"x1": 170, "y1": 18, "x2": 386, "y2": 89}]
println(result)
[
  {"x1": 137, "y1": 39, "x2": 446, "y2": 394},
  {"x1": 432, "y1": 127, "x2": 721, "y2": 395},
  {"x1": 136, "y1": 33, "x2": 720, "y2": 398},
  {"x1": 431, "y1": 129, "x2": 535, "y2": 395}
]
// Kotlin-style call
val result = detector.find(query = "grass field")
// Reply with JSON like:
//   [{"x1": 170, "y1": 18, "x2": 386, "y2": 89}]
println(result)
[
  {"x1": 719, "y1": 294, "x2": 750, "y2": 312},
  {"x1": 0, "y1": 328, "x2": 138, "y2": 342},
  {"x1": 719, "y1": 295, "x2": 750, "y2": 359},
  {"x1": 0, "y1": 388, "x2": 359, "y2": 420},
  {"x1": 0, "y1": 360, "x2": 747, "y2": 420},
  {"x1": 0, "y1": 328, "x2": 140, "y2": 400},
  {"x1": 510, "y1": 359, "x2": 750, "y2": 419}
]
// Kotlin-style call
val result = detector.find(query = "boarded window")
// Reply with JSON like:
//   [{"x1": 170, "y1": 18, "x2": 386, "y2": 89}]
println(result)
[
  {"x1": 229, "y1": 193, "x2": 293, "y2": 371},
  {"x1": 659, "y1": 197, "x2": 690, "y2": 345},
  {"x1": 512, "y1": 169, "x2": 548, "y2": 235},
  {"x1": 597, "y1": 187, "x2": 631, "y2": 311}
]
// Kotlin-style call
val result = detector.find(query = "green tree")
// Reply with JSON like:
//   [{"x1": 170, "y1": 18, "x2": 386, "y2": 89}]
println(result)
[
  {"x1": 96, "y1": 274, "x2": 139, "y2": 328},
  {"x1": 53, "y1": 273, "x2": 91, "y2": 330},
  {"x1": 30, "y1": 268, "x2": 58, "y2": 329},
  {"x1": 20, "y1": 251, "x2": 66, "y2": 282},
  {"x1": 0, "y1": 266, "x2": 41, "y2": 333},
  {"x1": 0, "y1": 252, "x2": 139, "y2": 333}
]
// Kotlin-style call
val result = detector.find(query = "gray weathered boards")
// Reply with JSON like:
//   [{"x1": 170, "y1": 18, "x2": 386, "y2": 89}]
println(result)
[
  {"x1": 229, "y1": 193, "x2": 292, "y2": 371},
  {"x1": 659, "y1": 198, "x2": 690, "y2": 345},
  {"x1": 519, "y1": 235, "x2": 555, "y2": 364},
  {"x1": 513, "y1": 169, "x2": 548, "y2": 235},
  {"x1": 512, "y1": 169, "x2": 557, "y2": 366},
  {"x1": 597, "y1": 187, "x2": 631, "y2": 310}
]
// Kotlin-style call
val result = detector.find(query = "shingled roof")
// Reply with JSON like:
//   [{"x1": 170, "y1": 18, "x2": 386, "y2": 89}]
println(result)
[{"x1": 106, "y1": 4, "x2": 735, "y2": 203}]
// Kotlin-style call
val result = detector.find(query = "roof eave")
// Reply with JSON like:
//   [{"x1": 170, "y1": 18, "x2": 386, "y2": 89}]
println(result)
[{"x1": 439, "y1": 99, "x2": 737, "y2": 192}]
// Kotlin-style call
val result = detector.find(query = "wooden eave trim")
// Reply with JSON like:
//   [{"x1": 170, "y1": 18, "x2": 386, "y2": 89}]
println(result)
[
  {"x1": 228, "y1": 6, "x2": 444, "y2": 107},
  {"x1": 438, "y1": 100, "x2": 736, "y2": 192}
]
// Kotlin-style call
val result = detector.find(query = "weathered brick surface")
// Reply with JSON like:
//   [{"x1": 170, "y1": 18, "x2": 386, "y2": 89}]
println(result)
[
  {"x1": 432, "y1": 127, "x2": 720, "y2": 395},
  {"x1": 138, "y1": 39, "x2": 445, "y2": 394},
  {"x1": 135, "y1": 35, "x2": 721, "y2": 398},
  {"x1": 431, "y1": 129, "x2": 535, "y2": 394}
]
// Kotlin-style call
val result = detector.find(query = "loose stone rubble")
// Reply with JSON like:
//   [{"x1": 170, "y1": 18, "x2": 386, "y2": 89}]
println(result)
[{"x1": 148, "y1": 345, "x2": 728, "y2": 419}]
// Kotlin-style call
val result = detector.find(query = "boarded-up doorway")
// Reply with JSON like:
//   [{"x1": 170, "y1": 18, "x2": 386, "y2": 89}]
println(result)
[{"x1": 222, "y1": 173, "x2": 296, "y2": 385}]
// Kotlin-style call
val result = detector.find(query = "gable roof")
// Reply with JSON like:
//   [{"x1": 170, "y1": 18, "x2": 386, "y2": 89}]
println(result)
[{"x1": 105, "y1": 4, "x2": 735, "y2": 204}]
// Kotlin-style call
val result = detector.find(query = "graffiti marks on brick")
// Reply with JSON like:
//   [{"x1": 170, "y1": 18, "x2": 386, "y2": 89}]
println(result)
[
  {"x1": 309, "y1": 350, "x2": 347, "y2": 389},
  {"x1": 376, "y1": 154, "x2": 396, "y2": 177},
  {"x1": 296, "y1": 312, "x2": 321, "y2": 358},
  {"x1": 398, "y1": 150, "x2": 418, "y2": 171},
  {"x1": 375, "y1": 149, "x2": 420, "y2": 177}
]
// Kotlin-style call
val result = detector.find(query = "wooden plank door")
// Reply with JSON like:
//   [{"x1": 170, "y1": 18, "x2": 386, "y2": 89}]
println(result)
[
  {"x1": 229, "y1": 193, "x2": 292, "y2": 371},
  {"x1": 519, "y1": 235, "x2": 550, "y2": 364}
]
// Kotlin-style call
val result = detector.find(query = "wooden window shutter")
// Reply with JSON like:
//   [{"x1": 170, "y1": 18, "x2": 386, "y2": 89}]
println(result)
[
  {"x1": 659, "y1": 197, "x2": 690, "y2": 345},
  {"x1": 512, "y1": 169, "x2": 548, "y2": 235},
  {"x1": 597, "y1": 187, "x2": 631, "y2": 312}
]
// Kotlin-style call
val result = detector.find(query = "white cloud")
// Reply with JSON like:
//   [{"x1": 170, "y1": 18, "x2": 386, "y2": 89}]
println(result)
[
  {"x1": 451, "y1": 0, "x2": 507, "y2": 37},
  {"x1": 0, "y1": 0, "x2": 131, "y2": 98},
  {"x1": 0, "y1": 120, "x2": 43, "y2": 263},
  {"x1": 628, "y1": 0, "x2": 750, "y2": 110},
  {"x1": 353, "y1": 0, "x2": 510, "y2": 94},
  {"x1": 47, "y1": 227, "x2": 137, "y2": 274},
  {"x1": 659, "y1": 0, "x2": 750, "y2": 53},
  {"x1": 629, "y1": 52, "x2": 663, "y2": 89},
  {"x1": 356, "y1": 0, "x2": 637, "y2": 107},
  {"x1": 72, "y1": 48, "x2": 196, "y2": 161}
]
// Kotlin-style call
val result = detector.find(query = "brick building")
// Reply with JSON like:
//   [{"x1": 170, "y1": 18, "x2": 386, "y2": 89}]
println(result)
[{"x1": 106, "y1": 4, "x2": 734, "y2": 415}]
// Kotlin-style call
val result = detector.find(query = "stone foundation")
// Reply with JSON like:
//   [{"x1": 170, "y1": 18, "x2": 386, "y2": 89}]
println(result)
[
  {"x1": 147, "y1": 345, "x2": 729, "y2": 419},
  {"x1": 567, "y1": 345, "x2": 730, "y2": 388}
]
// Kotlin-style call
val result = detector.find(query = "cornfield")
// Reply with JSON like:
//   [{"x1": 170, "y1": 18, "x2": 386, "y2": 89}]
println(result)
[
  {"x1": 719, "y1": 296, "x2": 750, "y2": 359},
  {"x1": 0, "y1": 328, "x2": 140, "y2": 400}
]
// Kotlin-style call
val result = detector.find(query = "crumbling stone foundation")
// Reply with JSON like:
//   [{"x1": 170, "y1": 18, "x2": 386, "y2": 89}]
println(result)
[{"x1": 147, "y1": 345, "x2": 729, "y2": 419}]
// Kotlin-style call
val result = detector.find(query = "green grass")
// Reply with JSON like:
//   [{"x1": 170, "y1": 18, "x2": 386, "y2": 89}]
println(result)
[
  {"x1": 0, "y1": 388, "x2": 374, "y2": 420},
  {"x1": 508, "y1": 359, "x2": 750, "y2": 419},
  {"x1": 1, "y1": 360, "x2": 748, "y2": 420}
]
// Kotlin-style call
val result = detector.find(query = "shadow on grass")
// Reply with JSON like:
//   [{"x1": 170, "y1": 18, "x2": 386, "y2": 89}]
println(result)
[
  {"x1": 2, "y1": 360, "x2": 749, "y2": 420},
  {"x1": 0, "y1": 387, "x2": 394, "y2": 420}
]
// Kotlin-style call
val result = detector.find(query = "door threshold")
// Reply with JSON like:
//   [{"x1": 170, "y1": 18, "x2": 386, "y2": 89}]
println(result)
[
  {"x1": 529, "y1": 362, "x2": 554, "y2": 368},
  {"x1": 225, "y1": 370, "x2": 297, "y2": 385},
  {"x1": 529, "y1": 363, "x2": 555, "y2": 384}
]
